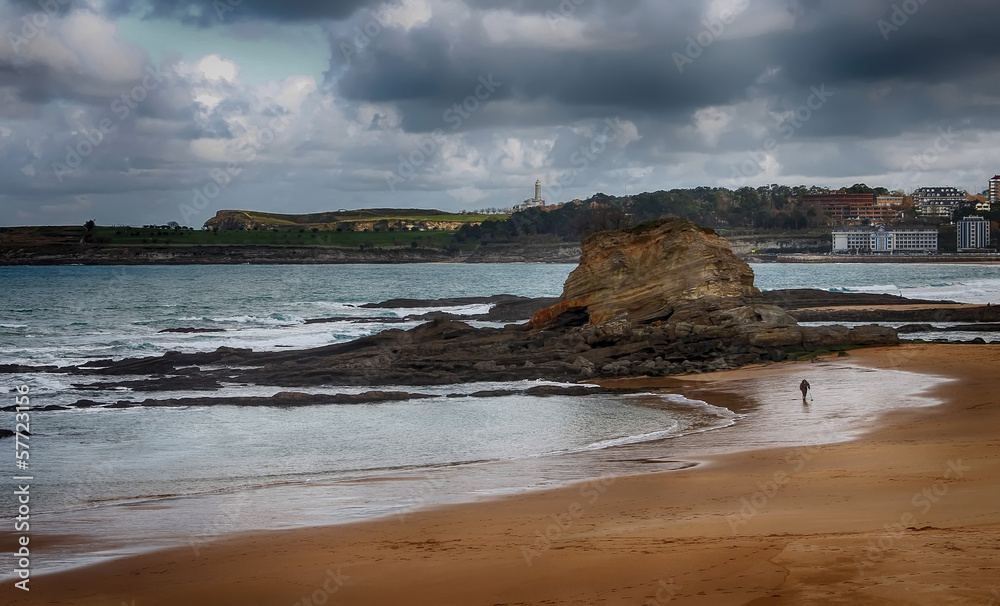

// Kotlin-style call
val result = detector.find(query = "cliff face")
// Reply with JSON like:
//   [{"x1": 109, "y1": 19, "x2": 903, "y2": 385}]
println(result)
[
  {"x1": 203, "y1": 211, "x2": 264, "y2": 231},
  {"x1": 533, "y1": 219, "x2": 759, "y2": 327}
]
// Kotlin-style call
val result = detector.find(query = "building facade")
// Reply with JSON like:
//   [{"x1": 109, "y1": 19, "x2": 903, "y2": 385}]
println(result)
[
  {"x1": 805, "y1": 193, "x2": 901, "y2": 224},
  {"x1": 989, "y1": 175, "x2": 1000, "y2": 204},
  {"x1": 912, "y1": 187, "x2": 967, "y2": 219},
  {"x1": 513, "y1": 179, "x2": 546, "y2": 212},
  {"x1": 832, "y1": 225, "x2": 938, "y2": 254},
  {"x1": 958, "y1": 216, "x2": 991, "y2": 250}
]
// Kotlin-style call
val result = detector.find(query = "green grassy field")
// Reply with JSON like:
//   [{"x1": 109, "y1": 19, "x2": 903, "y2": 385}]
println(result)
[{"x1": 217, "y1": 209, "x2": 508, "y2": 228}]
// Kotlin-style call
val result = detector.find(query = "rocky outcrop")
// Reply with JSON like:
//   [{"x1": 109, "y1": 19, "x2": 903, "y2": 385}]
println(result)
[
  {"x1": 760, "y1": 289, "x2": 951, "y2": 310},
  {"x1": 3, "y1": 222, "x2": 907, "y2": 392},
  {"x1": 788, "y1": 305, "x2": 1000, "y2": 324},
  {"x1": 463, "y1": 243, "x2": 582, "y2": 264},
  {"x1": 533, "y1": 219, "x2": 759, "y2": 328}
]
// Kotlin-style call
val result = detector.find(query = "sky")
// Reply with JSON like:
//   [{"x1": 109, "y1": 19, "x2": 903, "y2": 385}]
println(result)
[{"x1": 1, "y1": 0, "x2": 999, "y2": 227}]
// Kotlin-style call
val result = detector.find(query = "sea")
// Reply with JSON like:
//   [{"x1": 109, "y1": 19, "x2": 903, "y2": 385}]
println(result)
[{"x1": 1, "y1": 262, "x2": 999, "y2": 576}]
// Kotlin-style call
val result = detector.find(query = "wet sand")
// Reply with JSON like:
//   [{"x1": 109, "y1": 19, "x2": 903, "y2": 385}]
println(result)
[{"x1": 9, "y1": 343, "x2": 1000, "y2": 605}]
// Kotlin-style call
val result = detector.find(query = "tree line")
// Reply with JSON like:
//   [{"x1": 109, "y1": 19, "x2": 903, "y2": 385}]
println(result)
[{"x1": 455, "y1": 184, "x2": 910, "y2": 244}]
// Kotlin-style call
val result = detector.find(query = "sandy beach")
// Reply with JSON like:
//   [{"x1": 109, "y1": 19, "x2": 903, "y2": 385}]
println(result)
[{"x1": 9, "y1": 343, "x2": 1000, "y2": 605}]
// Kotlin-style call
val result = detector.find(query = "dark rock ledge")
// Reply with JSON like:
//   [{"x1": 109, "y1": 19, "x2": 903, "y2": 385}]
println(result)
[{"x1": 1, "y1": 220, "x2": 905, "y2": 401}]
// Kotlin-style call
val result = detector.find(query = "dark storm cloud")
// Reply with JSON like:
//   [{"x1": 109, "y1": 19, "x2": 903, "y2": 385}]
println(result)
[
  {"x1": 5, "y1": 0, "x2": 1000, "y2": 227},
  {"x1": 6, "y1": 0, "x2": 84, "y2": 16},
  {"x1": 330, "y1": 0, "x2": 1000, "y2": 138},
  {"x1": 0, "y1": 59, "x2": 123, "y2": 109},
  {"x1": 334, "y1": 25, "x2": 764, "y2": 133},
  {"x1": 102, "y1": 0, "x2": 381, "y2": 26}
]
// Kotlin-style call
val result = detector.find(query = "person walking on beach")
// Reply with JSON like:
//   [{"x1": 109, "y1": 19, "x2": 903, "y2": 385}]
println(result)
[{"x1": 800, "y1": 379, "x2": 811, "y2": 401}]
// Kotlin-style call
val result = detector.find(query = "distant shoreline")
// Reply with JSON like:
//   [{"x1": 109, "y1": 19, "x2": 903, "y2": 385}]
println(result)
[
  {"x1": 0, "y1": 243, "x2": 582, "y2": 265},
  {"x1": 3, "y1": 245, "x2": 1000, "y2": 265},
  {"x1": 749, "y1": 253, "x2": 1000, "y2": 264}
]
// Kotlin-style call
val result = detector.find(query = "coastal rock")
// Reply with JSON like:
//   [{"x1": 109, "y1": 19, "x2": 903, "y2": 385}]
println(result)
[
  {"x1": 846, "y1": 325, "x2": 900, "y2": 346},
  {"x1": 532, "y1": 219, "x2": 758, "y2": 328},
  {"x1": 10, "y1": 227, "x2": 916, "y2": 390},
  {"x1": 714, "y1": 304, "x2": 798, "y2": 327}
]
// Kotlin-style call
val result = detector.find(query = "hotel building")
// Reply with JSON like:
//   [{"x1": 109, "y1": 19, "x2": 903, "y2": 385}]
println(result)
[
  {"x1": 804, "y1": 193, "x2": 901, "y2": 224},
  {"x1": 957, "y1": 216, "x2": 991, "y2": 250},
  {"x1": 912, "y1": 187, "x2": 967, "y2": 219},
  {"x1": 832, "y1": 225, "x2": 938, "y2": 254}
]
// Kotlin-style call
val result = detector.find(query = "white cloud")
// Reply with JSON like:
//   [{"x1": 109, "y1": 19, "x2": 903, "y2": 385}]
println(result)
[
  {"x1": 692, "y1": 106, "x2": 733, "y2": 146},
  {"x1": 479, "y1": 9, "x2": 637, "y2": 51},
  {"x1": 394, "y1": 0, "x2": 433, "y2": 30},
  {"x1": 195, "y1": 55, "x2": 241, "y2": 83},
  {"x1": 0, "y1": 8, "x2": 147, "y2": 83}
]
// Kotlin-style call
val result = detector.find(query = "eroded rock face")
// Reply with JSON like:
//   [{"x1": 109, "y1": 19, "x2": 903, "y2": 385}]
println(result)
[{"x1": 533, "y1": 219, "x2": 759, "y2": 328}]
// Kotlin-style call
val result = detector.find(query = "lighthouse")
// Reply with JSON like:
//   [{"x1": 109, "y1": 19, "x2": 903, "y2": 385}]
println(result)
[{"x1": 513, "y1": 179, "x2": 547, "y2": 212}]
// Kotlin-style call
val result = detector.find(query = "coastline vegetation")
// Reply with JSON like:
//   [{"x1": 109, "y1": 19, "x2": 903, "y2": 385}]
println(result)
[{"x1": 2, "y1": 183, "x2": 997, "y2": 254}]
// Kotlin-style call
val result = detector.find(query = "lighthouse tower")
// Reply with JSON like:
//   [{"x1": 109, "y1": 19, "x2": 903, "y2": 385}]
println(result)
[{"x1": 513, "y1": 179, "x2": 547, "y2": 212}]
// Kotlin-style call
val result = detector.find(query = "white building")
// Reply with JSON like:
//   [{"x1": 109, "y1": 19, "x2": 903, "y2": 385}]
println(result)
[
  {"x1": 913, "y1": 187, "x2": 967, "y2": 219},
  {"x1": 513, "y1": 179, "x2": 546, "y2": 212},
  {"x1": 832, "y1": 225, "x2": 938, "y2": 254},
  {"x1": 990, "y1": 175, "x2": 1000, "y2": 204},
  {"x1": 958, "y1": 216, "x2": 991, "y2": 250}
]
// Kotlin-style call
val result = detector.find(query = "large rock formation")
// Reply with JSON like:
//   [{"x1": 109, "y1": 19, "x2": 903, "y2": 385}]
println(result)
[
  {"x1": 3, "y1": 220, "x2": 904, "y2": 401},
  {"x1": 533, "y1": 218, "x2": 762, "y2": 328}
]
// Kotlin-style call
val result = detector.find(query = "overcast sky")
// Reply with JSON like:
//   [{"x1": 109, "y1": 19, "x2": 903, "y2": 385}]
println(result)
[{"x1": 2, "y1": 0, "x2": 999, "y2": 226}]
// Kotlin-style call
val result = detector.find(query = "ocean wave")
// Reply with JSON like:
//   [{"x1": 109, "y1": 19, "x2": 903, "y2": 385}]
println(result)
[
  {"x1": 206, "y1": 314, "x2": 305, "y2": 326},
  {"x1": 840, "y1": 284, "x2": 900, "y2": 293}
]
